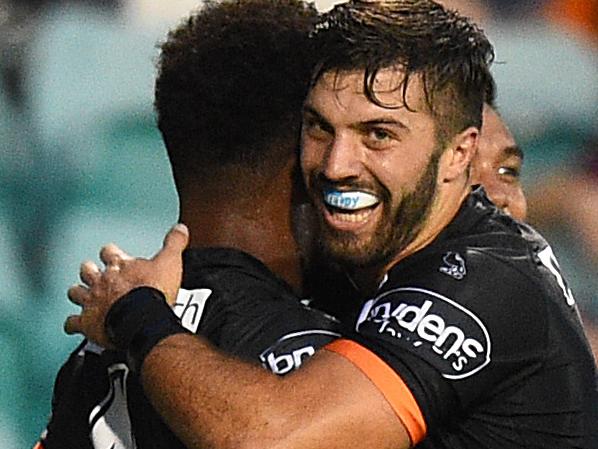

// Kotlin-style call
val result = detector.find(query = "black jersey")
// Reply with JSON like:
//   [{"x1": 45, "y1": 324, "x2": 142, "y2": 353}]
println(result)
[
  {"x1": 39, "y1": 248, "x2": 340, "y2": 449},
  {"x1": 324, "y1": 188, "x2": 598, "y2": 448}
]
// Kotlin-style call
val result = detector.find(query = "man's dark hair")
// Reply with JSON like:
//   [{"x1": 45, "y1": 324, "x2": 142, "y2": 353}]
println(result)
[
  {"x1": 310, "y1": 0, "x2": 495, "y2": 144},
  {"x1": 155, "y1": 0, "x2": 317, "y2": 180}
]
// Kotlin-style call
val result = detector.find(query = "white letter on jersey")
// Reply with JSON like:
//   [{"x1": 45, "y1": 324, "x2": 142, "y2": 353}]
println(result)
[{"x1": 172, "y1": 288, "x2": 212, "y2": 333}]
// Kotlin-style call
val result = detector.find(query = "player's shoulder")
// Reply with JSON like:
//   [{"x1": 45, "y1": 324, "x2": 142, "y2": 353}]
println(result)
[
  {"x1": 355, "y1": 225, "x2": 550, "y2": 381},
  {"x1": 386, "y1": 225, "x2": 542, "y2": 305},
  {"x1": 182, "y1": 247, "x2": 295, "y2": 296},
  {"x1": 177, "y1": 247, "x2": 315, "y2": 340},
  {"x1": 363, "y1": 200, "x2": 559, "y2": 365},
  {"x1": 395, "y1": 188, "x2": 558, "y2": 297}
]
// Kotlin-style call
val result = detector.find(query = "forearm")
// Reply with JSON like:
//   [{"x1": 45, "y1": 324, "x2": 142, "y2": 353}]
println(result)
[
  {"x1": 141, "y1": 333, "x2": 291, "y2": 449},
  {"x1": 65, "y1": 227, "x2": 410, "y2": 449},
  {"x1": 140, "y1": 333, "x2": 410, "y2": 449},
  {"x1": 101, "y1": 288, "x2": 409, "y2": 449},
  {"x1": 104, "y1": 288, "x2": 292, "y2": 449}
]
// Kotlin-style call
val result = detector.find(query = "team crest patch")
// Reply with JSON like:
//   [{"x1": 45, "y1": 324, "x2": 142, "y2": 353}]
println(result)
[{"x1": 439, "y1": 251, "x2": 466, "y2": 280}]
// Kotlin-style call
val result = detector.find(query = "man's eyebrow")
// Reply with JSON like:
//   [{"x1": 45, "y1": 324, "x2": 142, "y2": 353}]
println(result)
[
  {"x1": 302, "y1": 105, "x2": 338, "y2": 134},
  {"x1": 360, "y1": 118, "x2": 409, "y2": 130},
  {"x1": 302, "y1": 105, "x2": 326, "y2": 121},
  {"x1": 302, "y1": 105, "x2": 409, "y2": 132},
  {"x1": 504, "y1": 145, "x2": 524, "y2": 161}
]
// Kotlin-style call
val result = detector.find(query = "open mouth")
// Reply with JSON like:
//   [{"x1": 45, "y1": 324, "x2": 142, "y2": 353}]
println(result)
[{"x1": 322, "y1": 189, "x2": 381, "y2": 224}]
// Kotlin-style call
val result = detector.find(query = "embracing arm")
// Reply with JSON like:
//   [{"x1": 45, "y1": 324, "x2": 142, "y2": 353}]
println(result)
[
  {"x1": 142, "y1": 334, "x2": 409, "y2": 449},
  {"x1": 64, "y1": 225, "x2": 415, "y2": 449}
]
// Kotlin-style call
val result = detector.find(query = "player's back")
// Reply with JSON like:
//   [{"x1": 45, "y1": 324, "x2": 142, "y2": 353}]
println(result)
[{"x1": 41, "y1": 247, "x2": 341, "y2": 449}]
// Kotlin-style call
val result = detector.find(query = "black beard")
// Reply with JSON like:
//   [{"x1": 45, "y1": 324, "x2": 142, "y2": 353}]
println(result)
[{"x1": 317, "y1": 151, "x2": 440, "y2": 270}]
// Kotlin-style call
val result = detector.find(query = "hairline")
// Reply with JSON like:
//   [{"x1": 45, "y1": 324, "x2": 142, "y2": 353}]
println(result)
[{"x1": 310, "y1": 65, "x2": 471, "y2": 150}]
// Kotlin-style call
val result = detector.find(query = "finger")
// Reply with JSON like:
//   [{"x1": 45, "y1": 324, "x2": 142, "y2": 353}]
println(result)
[
  {"x1": 64, "y1": 315, "x2": 82, "y2": 335},
  {"x1": 80, "y1": 260, "x2": 100, "y2": 286},
  {"x1": 67, "y1": 284, "x2": 89, "y2": 306},
  {"x1": 154, "y1": 223, "x2": 189, "y2": 262},
  {"x1": 99, "y1": 243, "x2": 129, "y2": 267}
]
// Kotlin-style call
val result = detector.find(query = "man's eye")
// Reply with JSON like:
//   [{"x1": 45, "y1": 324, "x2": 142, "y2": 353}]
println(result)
[
  {"x1": 304, "y1": 117, "x2": 330, "y2": 138},
  {"x1": 370, "y1": 128, "x2": 391, "y2": 141},
  {"x1": 498, "y1": 166, "x2": 520, "y2": 179},
  {"x1": 363, "y1": 127, "x2": 396, "y2": 150},
  {"x1": 304, "y1": 116, "x2": 319, "y2": 130}
]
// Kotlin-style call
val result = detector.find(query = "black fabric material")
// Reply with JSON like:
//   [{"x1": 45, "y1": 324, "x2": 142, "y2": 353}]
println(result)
[
  {"x1": 41, "y1": 188, "x2": 598, "y2": 449},
  {"x1": 322, "y1": 188, "x2": 598, "y2": 449},
  {"x1": 106, "y1": 287, "x2": 189, "y2": 374},
  {"x1": 41, "y1": 247, "x2": 340, "y2": 449}
]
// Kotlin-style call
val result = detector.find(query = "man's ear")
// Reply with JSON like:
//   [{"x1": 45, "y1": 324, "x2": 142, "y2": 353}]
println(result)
[{"x1": 439, "y1": 127, "x2": 479, "y2": 183}]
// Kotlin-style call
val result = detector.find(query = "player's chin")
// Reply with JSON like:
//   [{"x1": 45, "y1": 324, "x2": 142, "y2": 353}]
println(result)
[{"x1": 319, "y1": 227, "x2": 384, "y2": 267}]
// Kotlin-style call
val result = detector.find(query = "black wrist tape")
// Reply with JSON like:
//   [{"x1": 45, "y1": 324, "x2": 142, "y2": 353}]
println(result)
[{"x1": 106, "y1": 287, "x2": 188, "y2": 373}]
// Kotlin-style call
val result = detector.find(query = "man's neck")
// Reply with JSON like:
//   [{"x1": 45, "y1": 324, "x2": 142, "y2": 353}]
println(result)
[
  {"x1": 351, "y1": 183, "x2": 470, "y2": 295},
  {"x1": 394, "y1": 184, "x2": 469, "y2": 262},
  {"x1": 179, "y1": 170, "x2": 303, "y2": 294}
]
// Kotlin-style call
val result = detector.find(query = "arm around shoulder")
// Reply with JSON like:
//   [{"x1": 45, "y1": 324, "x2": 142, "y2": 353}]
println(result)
[{"x1": 141, "y1": 333, "x2": 413, "y2": 449}]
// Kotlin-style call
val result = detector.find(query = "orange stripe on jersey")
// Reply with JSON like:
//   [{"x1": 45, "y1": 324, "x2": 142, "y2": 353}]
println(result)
[
  {"x1": 325, "y1": 338, "x2": 427, "y2": 445},
  {"x1": 32, "y1": 442, "x2": 45, "y2": 449}
]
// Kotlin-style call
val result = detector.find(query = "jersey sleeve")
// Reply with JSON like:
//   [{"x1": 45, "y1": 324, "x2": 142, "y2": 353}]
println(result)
[
  {"x1": 326, "y1": 248, "x2": 549, "y2": 441},
  {"x1": 326, "y1": 338, "x2": 429, "y2": 445},
  {"x1": 176, "y1": 266, "x2": 342, "y2": 371}
]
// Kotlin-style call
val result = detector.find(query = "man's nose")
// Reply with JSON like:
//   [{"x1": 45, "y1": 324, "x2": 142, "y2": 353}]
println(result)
[
  {"x1": 321, "y1": 133, "x2": 363, "y2": 182},
  {"x1": 492, "y1": 189, "x2": 509, "y2": 211}
]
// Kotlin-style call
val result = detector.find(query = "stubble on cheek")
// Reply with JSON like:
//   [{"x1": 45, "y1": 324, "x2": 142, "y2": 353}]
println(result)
[{"x1": 316, "y1": 154, "x2": 439, "y2": 270}]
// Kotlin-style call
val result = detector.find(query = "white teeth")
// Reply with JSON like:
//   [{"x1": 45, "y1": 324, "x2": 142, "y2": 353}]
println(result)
[
  {"x1": 323, "y1": 190, "x2": 379, "y2": 211},
  {"x1": 332, "y1": 210, "x2": 373, "y2": 222}
]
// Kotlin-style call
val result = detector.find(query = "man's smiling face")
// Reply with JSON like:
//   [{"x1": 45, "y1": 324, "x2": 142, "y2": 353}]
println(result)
[{"x1": 300, "y1": 68, "x2": 443, "y2": 268}]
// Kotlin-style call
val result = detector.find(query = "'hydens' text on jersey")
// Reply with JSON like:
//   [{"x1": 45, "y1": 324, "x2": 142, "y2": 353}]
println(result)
[{"x1": 357, "y1": 287, "x2": 491, "y2": 379}]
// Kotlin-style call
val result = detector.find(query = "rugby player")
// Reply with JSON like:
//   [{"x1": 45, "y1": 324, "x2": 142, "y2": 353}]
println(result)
[
  {"x1": 36, "y1": 1, "x2": 344, "y2": 448},
  {"x1": 36, "y1": 2, "x2": 526, "y2": 448},
  {"x1": 471, "y1": 104, "x2": 526, "y2": 221},
  {"x1": 65, "y1": 1, "x2": 598, "y2": 448},
  {"x1": 471, "y1": 103, "x2": 527, "y2": 221},
  {"x1": 308, "y1": 101, "x2": 528, "y2": 321}
]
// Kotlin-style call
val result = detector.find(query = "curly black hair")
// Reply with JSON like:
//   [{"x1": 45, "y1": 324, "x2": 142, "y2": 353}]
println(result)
[
  {"x1": 311, "y1": 0, "x2": 495, "y2": 144},
  {"x1": 155, "y1": 0, "x2": 317, "y2": 179}
]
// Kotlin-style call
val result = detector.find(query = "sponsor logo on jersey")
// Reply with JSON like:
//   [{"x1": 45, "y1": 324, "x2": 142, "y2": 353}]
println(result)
[
  {"x1": 439, "y1": 251, "x2": 466, "y2": 280},
  {"x1": 356, "y1": 287, "x2": 491, "y2": 379},
  {"x1": 259, "y1": 330, "x2": 341, "y2": 375},
  {"x1": 172, "y1": 288, "x2": 212, "y2": 333}
]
